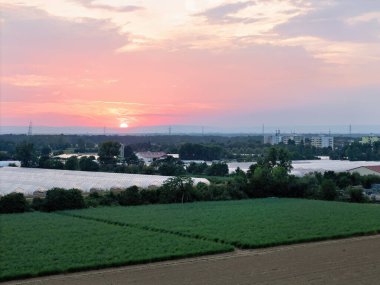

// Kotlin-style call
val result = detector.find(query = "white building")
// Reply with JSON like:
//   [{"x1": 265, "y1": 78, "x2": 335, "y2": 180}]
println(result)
[
  {"x1": 265, "y1": 131, "x2": 305, "y2": 145},
  {"x1": 264, "y1": 130, "x2": 282, "y2": 145},
  {"x1": 311, "y1": 136, "x2": 334, "y2": 148},
  {"x1": 136, "y1": 151, "x2": 167, "y2": 163},
  {"x1": 360, "y1": 136, "x2": 380, "y2": 145},
  {"x1": 282, "y1": 135, "x2": 305, "y2": 145},
  {"x1": 348, "y1": 166, "x2": 380, "y2": 177}
]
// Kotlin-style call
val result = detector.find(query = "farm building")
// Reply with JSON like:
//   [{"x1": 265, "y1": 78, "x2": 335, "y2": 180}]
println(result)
[
  {"x1": 0, "y1": 167, "x2": 209, "y2": 196},
  {"x1": 136, "y1": 151, "x2": 167, "y2": 163},
  {"x1": 348, "y1": 166, "x2": 380, "y2": 176}
]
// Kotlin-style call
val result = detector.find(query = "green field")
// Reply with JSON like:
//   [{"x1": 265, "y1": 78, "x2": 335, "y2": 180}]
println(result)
[
  {"x1": 0, "y1": 212, "x2": 231, "y2": 281},
  {"x1": 3, "y1": 199, "x2": 380, "y2": 281},
  {"x1": 67, "y1": 199, "x2": 380, "y2": 248}
]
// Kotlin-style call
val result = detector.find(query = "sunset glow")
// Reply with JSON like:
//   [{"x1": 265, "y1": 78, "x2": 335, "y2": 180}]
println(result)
[{"x1": 1, "y1": 1, "x2": 380, "y2": 131}]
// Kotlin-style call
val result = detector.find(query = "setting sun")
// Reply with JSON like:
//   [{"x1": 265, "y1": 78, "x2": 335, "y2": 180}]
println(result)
[{"x1": 120, "y1": 122, "x2": 128, "y2": 128}]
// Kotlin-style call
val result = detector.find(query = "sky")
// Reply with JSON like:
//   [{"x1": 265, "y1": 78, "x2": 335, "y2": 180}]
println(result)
[{"x1": 1, "y1": 0, "x2": 380, "y2": 133}]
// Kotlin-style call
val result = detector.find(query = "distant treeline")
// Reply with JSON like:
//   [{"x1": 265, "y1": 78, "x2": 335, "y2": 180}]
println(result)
[
  {"x1": 1, "y1": 134, "x2": 379, "y2": 162},
  {"x1": 2, "y1": 150, "x2": 380, "y2": 214}
]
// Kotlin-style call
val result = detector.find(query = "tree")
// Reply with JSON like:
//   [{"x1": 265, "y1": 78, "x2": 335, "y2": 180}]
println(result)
[
  {"x1": 65, "y1": 156, "x2": 79, "y2": 170},
  {"x1": 118, "y1": 186, "x2": 142, "y2": 206},
  {"x1": 152, "y1": 157, "x2": 185, "y2": 176},
  {"x1": 320, "y1": 179, "x2": 337, "y2": 201},
  {"x1": 160, "y1": 176, "x2": 194, "y2": 204},
  {"x1": 15, "y1": 142, "x2": 37, "y2": 167},
  {"x1": 348, "y1": 187, "x2": 365, "y2": 203},
  {"x1": 206, "y1": 162, "x2": 229, "y2": 176},
  {"x1": 123, "y1": 145, "x2": 139, "y2": 164},
  {"x1": 179, "y1": 143, "x2": 223, "y2": 161},
  {"x1": 278, "y1": 148, "x2": 293, "y2": 173},
  {"x1": 98, "y1": 141, "x2": 121, "y2": 165},
  {"x1": 0, "y1": 193, "x2": 29, "y2": 213},
  {"x1": 79, "y1": 156, "x2": 99, "y2": 171},
  {"x1": 43, "y1": 188, "x2": 85, "y2": 212}
]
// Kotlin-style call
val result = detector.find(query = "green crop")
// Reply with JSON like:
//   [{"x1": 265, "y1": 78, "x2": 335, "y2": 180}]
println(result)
[
  {"x1": 67, "y1": 198, "x2": 380, "y2": 248},
  {"x1": 0, "y1": 212, "x2": 231, "y2": 281}
]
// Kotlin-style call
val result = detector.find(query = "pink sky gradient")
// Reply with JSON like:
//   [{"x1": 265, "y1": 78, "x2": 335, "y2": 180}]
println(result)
[{"x1": 1, "y1": 1, "x2": 380, "y2": 131}]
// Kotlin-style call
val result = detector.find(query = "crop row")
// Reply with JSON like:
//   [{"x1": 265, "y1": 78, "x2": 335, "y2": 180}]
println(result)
[
  {"x1": 0, "y1": 212, "x2": 232, "y2": 281},
  {"x1": 66, "y1": 198, "x2": 380, "y2": 248}
]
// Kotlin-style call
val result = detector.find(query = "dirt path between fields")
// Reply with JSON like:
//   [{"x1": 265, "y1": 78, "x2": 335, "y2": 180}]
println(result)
[{"x1": 4, "y1": 235, "x2": 380, "y2": 285}]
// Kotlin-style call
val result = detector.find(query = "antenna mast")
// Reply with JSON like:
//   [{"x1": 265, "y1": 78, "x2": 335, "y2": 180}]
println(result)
[{"x1": 27, "y1": 121, "x2": 33, "y2": 136}]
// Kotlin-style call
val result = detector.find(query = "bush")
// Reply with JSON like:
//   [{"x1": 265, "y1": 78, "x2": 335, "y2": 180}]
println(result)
[
  {"x1": 31, "y1": 197, "x2": 45, "y2": 211},
  {"x1": 118, "y1": 186, "x2": 142, "y2": 206},
  {"x1": 140, "y1": 189, "x2": 159, "y2": 204},
  {"x1": 320, "y1": 179, "x2": 337, "y2": 201},
  {"x1": 348, "y1": 187, "x2": 366, "y2": 203},
  {"x1": 43, "y1": 188, "x2": 85, "y2": 212},
  {"x1": 0, "y1": 193, "x2": 29, "y2": 214}
]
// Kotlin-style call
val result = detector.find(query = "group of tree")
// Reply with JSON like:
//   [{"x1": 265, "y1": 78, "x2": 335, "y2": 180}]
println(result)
[
  {"x1": 179, "y1": 143, "x2": 224, "y2": 161},
  {"x1": 2, "y1": 164, "x2": 380, "y2": 214}
]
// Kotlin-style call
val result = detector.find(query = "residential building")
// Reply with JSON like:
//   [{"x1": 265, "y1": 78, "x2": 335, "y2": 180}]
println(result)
[
  {"x1": 264, "y1": 130, "x2": 282, "y2": 145},
  {"x1": 282, "y1": 135, "x2": 305, "y2": 145},
  {"x1": 311, "y1": 136, "x2": 334, "y2": 148},
  {"x1": 265, "y1": 130, "x2": 305, "y2": 145},
  {"x1": 119, "y1": 143, "x2": 125, "y2": 159},
  {"x1": 360, "y1": 136, "x2": 380, "y2": 145}
]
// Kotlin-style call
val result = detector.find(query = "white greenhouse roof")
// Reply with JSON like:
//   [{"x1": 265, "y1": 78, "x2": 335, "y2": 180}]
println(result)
[{"x1": 0, "y1": 167, "x2": 209, "y2": 195}]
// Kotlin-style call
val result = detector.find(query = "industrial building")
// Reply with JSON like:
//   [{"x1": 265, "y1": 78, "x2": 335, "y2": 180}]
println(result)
[{"x1": 348, "y1": 166, "x2": 380, "y2": 176}]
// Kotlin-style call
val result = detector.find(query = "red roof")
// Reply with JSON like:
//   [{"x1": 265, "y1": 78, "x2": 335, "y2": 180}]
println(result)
[{"x1": 366, "y1": 166, "x2": 380, "y2": 174}]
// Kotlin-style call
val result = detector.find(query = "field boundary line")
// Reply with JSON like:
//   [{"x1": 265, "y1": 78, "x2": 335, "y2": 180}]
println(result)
[
  {"x1": 56, "y1": 212, "x2": 235, "y2": 248},
  {"x1": 57, "y1": 211, "x2": 380, "y2": 250}
]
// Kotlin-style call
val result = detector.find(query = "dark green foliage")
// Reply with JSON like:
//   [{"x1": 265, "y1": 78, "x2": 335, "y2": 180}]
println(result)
[
  {"x1": 151, "y1": 156, "x2": 186, "y2": 176},
  {"x1": 123, "y1": 145, "x2": 139, "y2": 164},
  {"x1": 206, "y1": 162, "x2": 229, "y2": 176},
  {"x1": 15, "y1": 142, "x2": 37, "y2": 167},
  {"x1": 361, "y1": 175, "x2": 380, "y2": 189},
  {"x1": 39, "y1": 158, "x2": 64, "y2": 169},
  {"x1": 31, "y1": 197, "x2": 45, "y2": 211},
  {"x1": 140, "y1": 189, "x2": 159, "y2": 204},
  {"x1": 343, "y1": 142, "x2": 380, "y2": 161},
  {"x1": 348, "y1": 187, "x2": 366, "y2": 203},
  {"x1": 79, "y1": 156, "x2": 99, "y2": 171},
  {"x1": 0, "y1": 193, "x2": 29, "y2": 214},
  {"x1": 179, "y1": 143, "x2": 223, "y2": 161},
  {"x1": 1, "y1": 212, "x2": 230, "y2": 281},
  {"x1": 43, "y1": 188, "x2": 85, "y2": 212},
  {"x1": 160, "y1": 176, "x2": 194, "y2": 203},
  {"x1": 320, "y1": 179, "x2": 337, "y2": 201},
  {"x1": 186, "y1": 162, "x2": 209, "y2": 175},
  {"x1": 118, "y1": 186, "x2": 142, "y2": 206},
  {"x1": 65, "y1": 156, "x2": 79, "y2": 170},
  {"x1": 98, "y1": 141, "x2": 121, "y2": 165}
]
